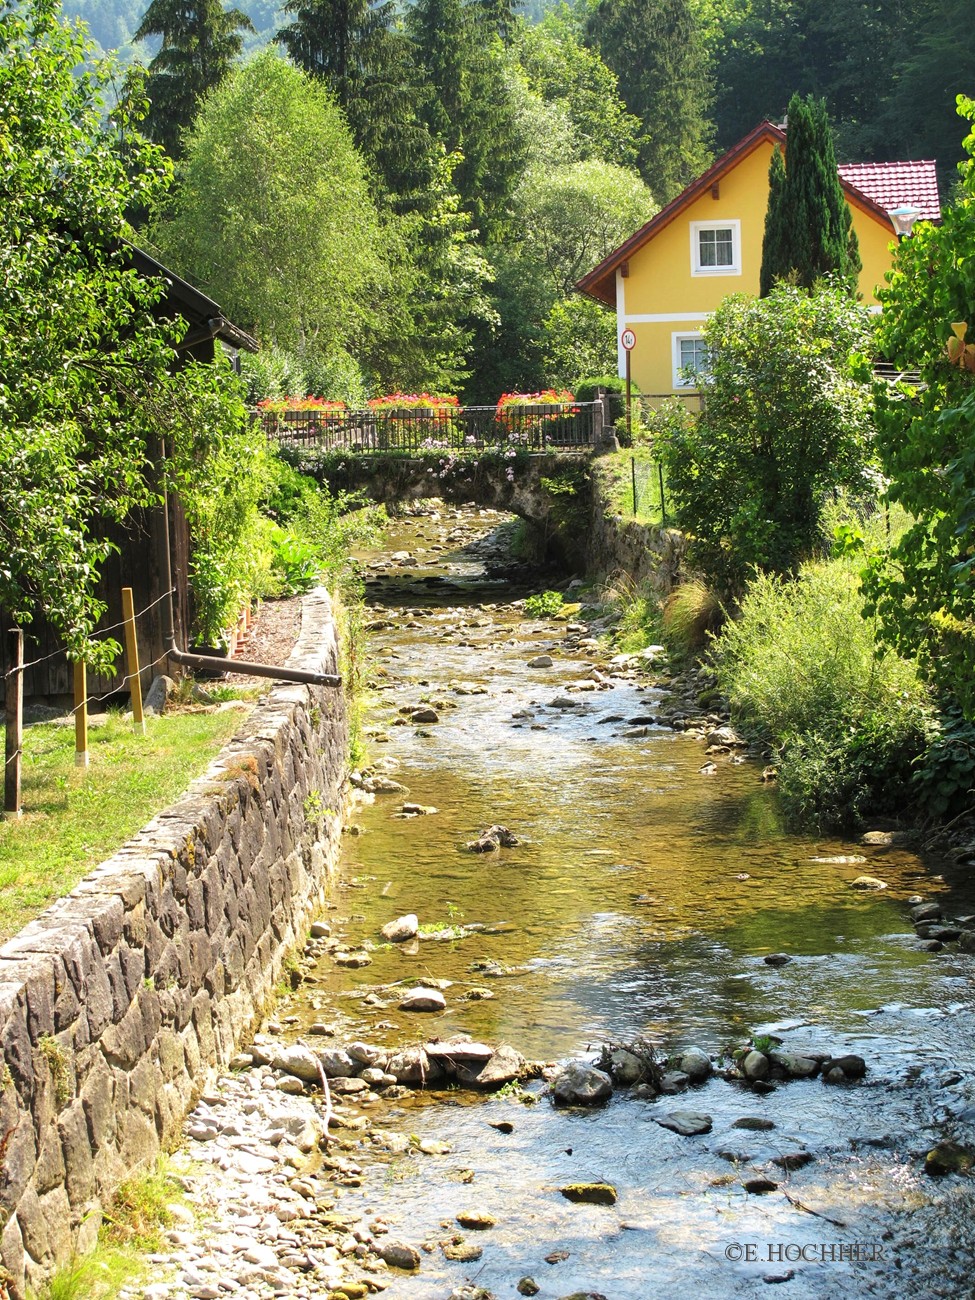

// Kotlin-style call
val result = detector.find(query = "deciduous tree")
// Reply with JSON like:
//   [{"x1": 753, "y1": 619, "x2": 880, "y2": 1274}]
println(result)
[
  {"x1": 0, "y1": 0, "x2": 245, "y2": 667},
  {"x1": 863, "y1": 99, "x2": 975, "y2": 715},
  {"x1": 659, "y1": 281, "x2": 875, "y2": 598}
]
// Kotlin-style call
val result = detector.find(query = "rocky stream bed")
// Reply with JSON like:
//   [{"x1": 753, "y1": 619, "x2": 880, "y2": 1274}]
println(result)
[{"x1": 132, "y1": 504, "x2": 975, "y2": 1300}]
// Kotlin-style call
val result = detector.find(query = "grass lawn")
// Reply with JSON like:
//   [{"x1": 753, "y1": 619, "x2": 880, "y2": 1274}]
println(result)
[{"x1": 0, "y1": 706, "x2": 251, "y2": 945}]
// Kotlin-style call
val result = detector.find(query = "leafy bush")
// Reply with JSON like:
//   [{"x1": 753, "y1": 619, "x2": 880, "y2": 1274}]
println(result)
[
  {"x1": 711, "y1": 557, "x2": 931, "y2": 829},
  {"x1": 658, "y1": 280, "x2": 876, "y2": 599},
  {"x1": 574, "y1": 375, "x2": 635, "y2": 403},
  {"x1": 912, "y1": 707, "x2": 975, "y2": 821},
  {"x1": 525, "y1": 590, "x2": 564, "y2": 617}
]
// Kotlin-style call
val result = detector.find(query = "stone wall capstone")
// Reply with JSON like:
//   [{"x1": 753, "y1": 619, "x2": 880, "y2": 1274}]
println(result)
[{"x1": 0, "y1": 588, "x2": 347, "y2": 1299}]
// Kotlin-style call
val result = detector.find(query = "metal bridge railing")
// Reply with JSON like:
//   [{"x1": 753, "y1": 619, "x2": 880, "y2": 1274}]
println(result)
[{"x1": 259, "y1": 402, "x2": 600, "y2": 453}]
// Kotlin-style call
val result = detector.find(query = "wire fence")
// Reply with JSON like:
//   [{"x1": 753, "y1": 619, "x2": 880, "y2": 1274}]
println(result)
[{"x1": 629, "y1": 457, "x2": 669, "y2": 524}]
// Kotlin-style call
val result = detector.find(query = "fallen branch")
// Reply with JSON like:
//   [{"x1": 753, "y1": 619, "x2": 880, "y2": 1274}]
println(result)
[{"x1": 782, "y1": 1190, "x2": 846, "y2": 1228}]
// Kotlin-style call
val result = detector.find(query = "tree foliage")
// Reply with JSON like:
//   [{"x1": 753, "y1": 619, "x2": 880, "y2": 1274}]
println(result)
[
  {"x1": 863, "y1": 99, "x2": 975, "y2": 716},
  {"x1": 659, "y1": 281, "x2": 875, "y2": 598},
  {"x1": 759, "y1": 93, "x2": 859, "y2": 297},
  {"x1": 276, "y1": 0, "x2": 432, "y2": 196},
  {"x1": 150, "y1": 52, "x2": 389, "y2": 367},
  {"x1": 586, "y1": 0, "x2": 712, "y2": 201},
  {"x1": 512, "y1": 8, "x2": 642, "y2": 169},
  {"x1": 134, "y1": 0, "x2": 254, "y2": 156},
  {"x1": 407, "y1": 0, "x2": 524, "y2": 238},
  {"x1": 0, "y1": 0, "x2": 250, "y2": 668}
]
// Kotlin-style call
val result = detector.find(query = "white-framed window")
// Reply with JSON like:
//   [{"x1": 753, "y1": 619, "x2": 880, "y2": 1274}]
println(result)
[
  {"x1": 690, "y1": 219, "x2": 741, "y2": 276},
  {"x1": 672, "y1": 331, "x2": 708, "y2": 388}
]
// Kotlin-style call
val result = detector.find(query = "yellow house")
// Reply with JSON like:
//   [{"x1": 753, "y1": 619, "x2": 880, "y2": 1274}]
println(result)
[{"x1": 576, "y1": 120, "x2": 941, "y2": 401}]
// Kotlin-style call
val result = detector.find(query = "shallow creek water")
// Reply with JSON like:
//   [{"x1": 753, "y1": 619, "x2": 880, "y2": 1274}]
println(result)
[{"x1": 276, "y1": 506, "x2": 975, "y2": 1299}]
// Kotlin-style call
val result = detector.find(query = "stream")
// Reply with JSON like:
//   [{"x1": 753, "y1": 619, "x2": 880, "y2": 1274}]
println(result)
[{"x1": 273, "y1": 503, "x2": 975, "y2": 1299}]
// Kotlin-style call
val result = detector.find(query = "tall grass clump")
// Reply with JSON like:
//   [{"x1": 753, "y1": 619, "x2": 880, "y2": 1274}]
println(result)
[{"x1": 710, "y1": 556, "x2": 931, "y2": 829}]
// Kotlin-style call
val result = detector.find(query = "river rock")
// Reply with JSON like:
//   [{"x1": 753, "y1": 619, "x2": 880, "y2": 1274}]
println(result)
[
  {"x1": 770, "y1": 1051, "x2": 819, "y2": 1079},
  {"x1": 655, "y1": 1111, "x2": 712, "y2": 1136},
  {"x1": 608, "y1": 1048, "x2": 646, "y2": 1086},
  {"x1": 821, "y1": 1054, "x2": 866, "y2": 1081},
  {"x1": 741, "y1": 1050, "x2": 770, "y2": 1082},
  {"x1": 911, "y1": 902, "x2": 943, "y2": 923},
  {"x1": 426, "y1": 1038, "x2": 495, "y2": 1065},
  {"x1": 309, "y1": 920, "x2": 331, "y2": 938},
  {"x1": 411, "y1": 707, "x2": 440, "y2": 724},
  {"x1": 387, "y1": 1046, "x2": 435, "y2": 1085},
  {"x1": 467, "y1": 825, "x2": 521, "y2": 852},
  {"x1": 658, "y1": 1070, "x2": 690, "y2": 1094},
  {"x1": 560, "y1": 1183, "x2": 617, "y2": 1206},
  {"x1": 764, "y1": 953, "x2": 791, "y2": 967},
  {"x1": 347, "y1": 1041, "x2": 387, "y2": 1068},
  {"x1": 475, "y1": 1045, "x2": 526, "y2": 1090},
  {"x1": 772, "y1": 1149, "x2": 814, "y2": 1170},
  {"x1": 528, "y1": 655, "x2": 554, "y2": 668},
  {"x1": 310, "y1": 1047, "x2": 357, "y2": 1078},
  {"x1": 379, "y1": 1241, "x2": 421, "y2": 1270},
  {"x1": 551, "y1": 1062, "x2": 613, "y2": 1107},
  {"x1": 925, "y1": 1140, "x2": 974, "y2": 1176},
  {"x1": 443, "y1": 1241, "x2": 484, "y2": 1262},
  {"x1": 851, "y1": 875, "x2": 888, "y2": 890},
  {"x1": 517, "y1": 1281, "x2": 540, "y2": 1297},
  {"x1": 456, "y1": 1210, "x2": 498, "y2": 1229},
  {"x1": 678, "y1": 1047, "x2": 712, "y2": 1082},
  {"x1": 381, "y1": 914, "x2": 419, "y2": 942},
  {"x1": 400, "y1": 987, "x2": 447, "y2": 1012},
  {"x1": 733, "y1": 1116, "x2": 775, "y2": 1131},
  {"x1": 270, "y1": 1045, "x2": 322, "y2": 1083}
]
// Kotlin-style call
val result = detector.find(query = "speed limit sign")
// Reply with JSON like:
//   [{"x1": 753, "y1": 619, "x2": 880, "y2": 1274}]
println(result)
[{"x1": 620, "y1": 328, "x2": 636, "y2": 350}]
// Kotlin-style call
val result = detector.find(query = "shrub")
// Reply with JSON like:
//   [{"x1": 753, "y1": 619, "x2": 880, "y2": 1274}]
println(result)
[
  {"x1": 574, "y1": 375, "x2": 635, "y2": 403},
  {"x1": 659, "y1": 280, "x2": 876, "y2": 599},
  {"x1": 661, "y1": 580, "x2": 724, "y2": 660},
  {"x1": 711, "y1": 557, "x2": 931, "y2": 829}
]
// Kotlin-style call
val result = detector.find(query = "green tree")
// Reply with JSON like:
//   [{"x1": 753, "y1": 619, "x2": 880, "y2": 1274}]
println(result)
[
  {"x1": 407, "y1": 0, "x2": 524, "y2": 237},
  {"x1": 659, "y1": 281, "x2": 875, "y2": 598},
  {"x1": 512, "y1": 8, "x2": 642, "y2": 169},
  {"x1": 759, "y1": 93, "x2": 859, "y2": 297},
  {"x1": 134, "y1": 0, "x2": 253, "y2": 156},
  {"x1": 863, "y1": 99, "x2": 975, "y2": 715},
  {"x1": 0, "y1": 0, "x2": 248, "y2": 667},
  {"x1": 586, "y1": 0, "x2": 712, "y2": 201},
  {"x1": 150, "y1": 52, "x2": 390, "y2": 371},
  {"x1": 474, "y1": 158, "x2": 655, "y2": 399},
  {"x1": 276, "y1": 0, "x2": 432, "y2": 196}
]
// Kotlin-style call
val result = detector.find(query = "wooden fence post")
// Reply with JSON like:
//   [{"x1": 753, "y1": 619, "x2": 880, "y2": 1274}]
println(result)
[
  {"x1": 121, "y1": 587, "x2": 146, "y2": 735},
  {"x1": 4, "y1": 629, "x2": 23, "y2": 818},
  {"x1": 74, "y1": 660, "x2": 89, "y2": 768}
]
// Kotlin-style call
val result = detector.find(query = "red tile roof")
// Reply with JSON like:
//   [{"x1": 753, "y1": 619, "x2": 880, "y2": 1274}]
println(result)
[{"x1": 836, "y1": 160, "x2": 941, "y2": 222}]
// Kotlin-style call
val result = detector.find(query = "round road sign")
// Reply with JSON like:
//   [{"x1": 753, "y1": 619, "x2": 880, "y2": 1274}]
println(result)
[{"x1": 620, "y1": 328, "x2": 636, "y2": 351}]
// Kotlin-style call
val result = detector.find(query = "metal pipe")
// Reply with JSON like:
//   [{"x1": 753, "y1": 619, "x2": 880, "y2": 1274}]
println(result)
[{"x1": 157, "y1": 439, "x2": 341, "y2": 689}]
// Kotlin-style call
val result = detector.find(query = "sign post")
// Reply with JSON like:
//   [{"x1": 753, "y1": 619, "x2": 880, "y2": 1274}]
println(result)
[{"x1": 620, "y1": 328, "x2": 636, "y2": 444}]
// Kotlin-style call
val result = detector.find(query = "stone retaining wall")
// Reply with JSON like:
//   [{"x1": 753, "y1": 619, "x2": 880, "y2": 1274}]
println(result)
[
  {"x1": 587, "y1": 466, "x2": 687, "y2": 594},
  {"x1": 0, "y1": 590, "x2": 347, "y2": 1299}
]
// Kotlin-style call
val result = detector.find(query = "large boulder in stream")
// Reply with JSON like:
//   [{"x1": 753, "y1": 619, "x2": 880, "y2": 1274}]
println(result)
[
  {"x1": 551, "y1": 1062, "x2": 613, "y2": 1107},
  {"x1": 382, "y1": 913, "x2": 419, "y2": 942}
]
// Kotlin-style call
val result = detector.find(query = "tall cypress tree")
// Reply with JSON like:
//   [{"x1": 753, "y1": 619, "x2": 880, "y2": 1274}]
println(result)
[
  {"x1": 134, "y1": 0, "x2": 253, "y2": 157},
  {"x1": 760, "y1": 93, "x2": 860, "y2": 295}
]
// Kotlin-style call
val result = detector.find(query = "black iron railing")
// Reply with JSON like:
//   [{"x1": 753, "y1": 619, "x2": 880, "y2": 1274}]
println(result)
[{"x1": 259, "y1": 402, "x2": 600, "y2": 452}]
